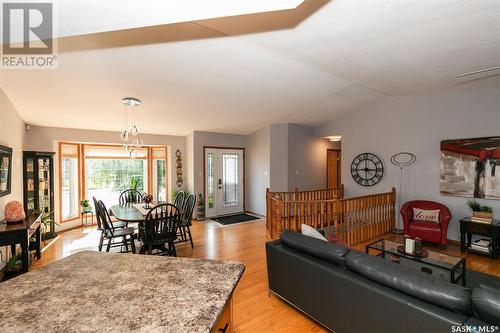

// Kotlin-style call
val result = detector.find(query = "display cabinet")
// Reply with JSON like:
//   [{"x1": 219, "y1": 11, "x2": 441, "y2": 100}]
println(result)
[{"x1": 23, "y1": 151, "x2": 56, "y2": 240}]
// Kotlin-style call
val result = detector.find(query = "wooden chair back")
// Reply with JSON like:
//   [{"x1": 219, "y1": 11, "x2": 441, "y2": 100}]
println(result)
[
  {"x1": 181, "y1": 193, "x2": 196, "y2": 227},
  {"x1": 97, "y1": 200, "x2": 115, "y2": 236},
  {"x1": 173, "y1": 190, "x2": 185, "y2": 208},
  {"x1": 92, "y1": 197, "x2": 103, "y2": 230},
  {"x1": 119, "y1": 189, "x2": 144, "y2": 205},
  {"x1": 142, "y1": 204, "x2": 180, "y2": 245}
]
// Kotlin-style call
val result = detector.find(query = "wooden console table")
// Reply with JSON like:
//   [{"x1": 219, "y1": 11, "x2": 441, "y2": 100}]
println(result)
[
  {"x1": 0, "y1": 213, "x2": 42, "y2": 272},
  {"x1": 459, "y1": 217, "x2": 499, "y2": 259}
]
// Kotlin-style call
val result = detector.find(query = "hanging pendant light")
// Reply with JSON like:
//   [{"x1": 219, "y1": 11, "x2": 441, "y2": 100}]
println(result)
[{"x1": 120, "y1": 97, "x2": 144, "y2": 156}]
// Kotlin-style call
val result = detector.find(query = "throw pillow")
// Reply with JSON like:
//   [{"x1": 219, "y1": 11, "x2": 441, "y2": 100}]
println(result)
[
  {"x1": 301, "y1": 224, "x2": 327, "y2": 241},
  {"x1": 412, "y1": 208, "x2": 440, "y2": 223}
]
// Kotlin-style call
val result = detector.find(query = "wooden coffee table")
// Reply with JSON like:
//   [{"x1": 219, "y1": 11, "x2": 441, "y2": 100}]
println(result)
[{"x1": 366, "y1": 239, "x2": 466, "y2": 286}]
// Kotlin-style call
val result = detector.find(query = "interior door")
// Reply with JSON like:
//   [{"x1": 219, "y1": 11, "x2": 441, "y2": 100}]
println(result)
[
  {"x1": 205, "y1": 148, "x2": 244, "y2": 218},
  {"x1": 327, "y1": 149, "x2": 341, "y2": 188}
]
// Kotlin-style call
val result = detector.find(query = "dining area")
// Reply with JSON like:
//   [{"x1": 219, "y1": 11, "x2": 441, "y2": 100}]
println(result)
[{"x1": 92, "y1": 189, "x2": 196, "y2": 256}]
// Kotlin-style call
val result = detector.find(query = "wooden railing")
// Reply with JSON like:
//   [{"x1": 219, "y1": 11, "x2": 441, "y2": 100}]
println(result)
[
  {"x1": 266, "y1": 186, "x2": 344, "y2": 240},
  {"x1": 266, "y1": 187, "x2": 396, "y2": 246}
]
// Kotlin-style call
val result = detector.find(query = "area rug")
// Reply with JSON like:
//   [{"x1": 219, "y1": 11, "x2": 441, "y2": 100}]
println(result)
[
  {"x1": 212, "y1": 213, "x2": 260, "y2": 225},
  {"x1": 466, "y1": 269, "x2": 500, "y2": 290}
]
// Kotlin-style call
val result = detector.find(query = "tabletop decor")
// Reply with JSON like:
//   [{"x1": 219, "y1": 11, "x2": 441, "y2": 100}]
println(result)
[
  {"x1": 467, "y1": 199, "x2": 493, "y2": 223},
  {"x1": 143, "y1": 193, "x2": 153, "y2": 209},
  {"x1": 4, "y1": 201, "x2": 25, "y2": 223},
  {"x1": 0, "y1": 145, "x2": 12, "y2": 197}
]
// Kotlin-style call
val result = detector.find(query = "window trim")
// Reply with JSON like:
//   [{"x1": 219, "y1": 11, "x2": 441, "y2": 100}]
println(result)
[{"x1": 58, "y1": 141, "x2": 82, "y2": 223}]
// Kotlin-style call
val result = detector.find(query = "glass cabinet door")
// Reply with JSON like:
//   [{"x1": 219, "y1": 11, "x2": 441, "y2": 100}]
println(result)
[
  {"x1": 25, "y1": 157, "x2": 36, "y2": 214},
  {"x1": 38, "y1": 157, "x2": 51, "y2": 214}
]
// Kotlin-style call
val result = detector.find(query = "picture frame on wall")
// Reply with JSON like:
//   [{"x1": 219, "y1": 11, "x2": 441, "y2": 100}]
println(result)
[
  {"x1": 440, "y1": 136, "x2": 500, "y2": 200},
  {"x1": 0, "y1": 145, "x2": 13, "y2": 197}
]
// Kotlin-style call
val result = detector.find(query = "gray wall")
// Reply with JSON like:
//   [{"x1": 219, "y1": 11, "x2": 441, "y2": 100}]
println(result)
[
  {"x1": 269, "y1": 124, "x2": 289, "y2": 192},
  {"x1": 191, "y1": 131, "x2": 247, "y2": 204},
  {"x1": 25, "y1": 126, "x2": 186, "y2": 230},
  {"x1": 287, "y1": 123, "x2": 336, "y2": 191},
  {"x1": 315, "y1": 88, "x2": 500, "y2": 241},
  {"x1": 246, "y1": 127, "x2": 270, "y2": 215}
]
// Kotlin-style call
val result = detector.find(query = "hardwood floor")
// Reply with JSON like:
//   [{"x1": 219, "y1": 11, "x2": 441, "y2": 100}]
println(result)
[{"x1": 32, "y1": 219, "x2": 499, "y2": 332}]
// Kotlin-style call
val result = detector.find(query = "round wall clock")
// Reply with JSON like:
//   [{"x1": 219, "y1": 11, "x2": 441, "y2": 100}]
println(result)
[{"x1": 351, "y1": 153, "x2": 384, "y2": 186}]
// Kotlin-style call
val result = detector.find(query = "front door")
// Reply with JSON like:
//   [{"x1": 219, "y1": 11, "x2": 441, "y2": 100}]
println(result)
[{"x1": 205, "y1": 148, "x2": 244, "y2": 218}]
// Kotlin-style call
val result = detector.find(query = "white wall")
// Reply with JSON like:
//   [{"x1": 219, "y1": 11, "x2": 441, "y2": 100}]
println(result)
[
  {"x1": 0, "y1": 89, "x2": 25, "y2": 263},
  {"x1": 0, "y1": 89, "x2": 25, "y2": 220},
  {"x1": 246, "y1": 127, "x2": 270, "y2": 215},
  {"x1": 185, "y1": 132, "x2": 194, "y2": 193},
  {"x1": 315, "y1": 88, "x2": 500, "y2": 241},
  {"x1": 25, "y1": 126, "x2": 186, "y2": 230}
]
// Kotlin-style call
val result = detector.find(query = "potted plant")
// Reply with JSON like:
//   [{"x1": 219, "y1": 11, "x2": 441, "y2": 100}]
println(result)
[
  {"x1": 80, "y1": 198, "x2": 92, "y2": 213},
  {"x1": 467, "y1": 199, "x2": 493, "y2": 223}
]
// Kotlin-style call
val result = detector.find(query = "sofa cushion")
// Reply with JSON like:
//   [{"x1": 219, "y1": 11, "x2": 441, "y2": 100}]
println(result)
[
  {"x1": 471, "y1": 284, "x2": 500, "y2": 324},
  {"x1": 301, "y1": 224, "x2": 327, "y2": 241},
  {"x1": 346, "y1": 251, "x2": 472, "y2": 315},
  {"x1": 412, "y1": 208, "x2": 440, "y2": 223},
  {"x1": 280, "y1": 230, "x2": 349, "y2": 266}
]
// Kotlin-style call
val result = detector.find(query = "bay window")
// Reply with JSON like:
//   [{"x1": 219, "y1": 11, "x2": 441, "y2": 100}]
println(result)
[{"x1": 58, "y1": 143, "x2": 168, "y2": 222}]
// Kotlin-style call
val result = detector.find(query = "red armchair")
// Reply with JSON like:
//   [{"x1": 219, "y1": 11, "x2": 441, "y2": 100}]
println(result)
[{"x1": 400, "y1": 200, "x2": 452, "y2": 246}]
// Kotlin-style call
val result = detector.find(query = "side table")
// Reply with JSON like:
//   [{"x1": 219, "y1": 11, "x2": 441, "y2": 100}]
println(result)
[
  {"x1": 459, "y1": 217, "x2": 499, "y2": 259},
  {"x1": 81, "y1": 210, "x2": 94, "y2": 230}
]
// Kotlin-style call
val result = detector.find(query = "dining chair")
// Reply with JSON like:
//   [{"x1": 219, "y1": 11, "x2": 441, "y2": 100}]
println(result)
[
  {"x1": 119, "y1": 189, "x2": 144, "y2": 205},
  {"x1": 93, "y1": 197, "x2": 128, "y2": 251},
  {"x1": 96, "y1": 200, "x2": 136, "y2": 253},
  {"x1": 176, "y1": 192, "x2": 196, "y2": 248},
  {"x1": 173, "y1": 190, "x2": 185, "y2": 209},
  {"x1": 139, "y1": 203, "x2": 180, "y2": 256}
]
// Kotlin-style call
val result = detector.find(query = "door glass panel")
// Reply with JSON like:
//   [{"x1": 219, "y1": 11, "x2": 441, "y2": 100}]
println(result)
[
  {"x1": 222, "y1": 153, "x2": 238, "y2": 207},
  {"x1": 207, "y1": 153, "x2": 214, "y2": 209}
]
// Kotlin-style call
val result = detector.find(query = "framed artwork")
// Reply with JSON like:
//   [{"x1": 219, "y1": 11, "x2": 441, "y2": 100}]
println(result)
[
  {"x1": 0, "y1": 145, "x2": 13, "y2": 197},
  {"x1": 440, "y1": 137, "x2": 500, "y2": 200}
]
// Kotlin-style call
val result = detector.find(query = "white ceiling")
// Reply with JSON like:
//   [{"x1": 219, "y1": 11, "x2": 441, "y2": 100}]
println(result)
[{"x1": 1, "y1": 0, "x2": 499, "y2": 136}]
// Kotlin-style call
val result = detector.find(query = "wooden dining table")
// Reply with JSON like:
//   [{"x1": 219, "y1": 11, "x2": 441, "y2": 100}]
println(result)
[{"x1": 110, "y1": 201, "x2": 177, "y2": 223}]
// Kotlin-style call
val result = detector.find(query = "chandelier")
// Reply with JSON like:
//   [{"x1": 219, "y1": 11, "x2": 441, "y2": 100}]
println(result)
[{"x1": 120, "y1": 97, "x2": 144, "y2": 158}]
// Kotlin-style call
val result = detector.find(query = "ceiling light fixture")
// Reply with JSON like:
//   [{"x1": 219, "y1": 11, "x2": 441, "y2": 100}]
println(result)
[
  {"x1": 121, "y1": 97, "x2": 144, "y2": 158},
  {"x1": 325, "y1": 135, "x2": 342, "y2": 142}
]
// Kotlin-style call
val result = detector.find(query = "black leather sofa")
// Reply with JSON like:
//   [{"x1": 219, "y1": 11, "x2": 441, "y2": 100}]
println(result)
[{"x1": 266, "y1": 231, "x2": 500, "y2": 333}]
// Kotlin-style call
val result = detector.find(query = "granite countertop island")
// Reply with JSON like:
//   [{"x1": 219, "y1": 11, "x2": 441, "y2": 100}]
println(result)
[{"x1": 0, "y1": 251, "x2": 245, "y2": 333}]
